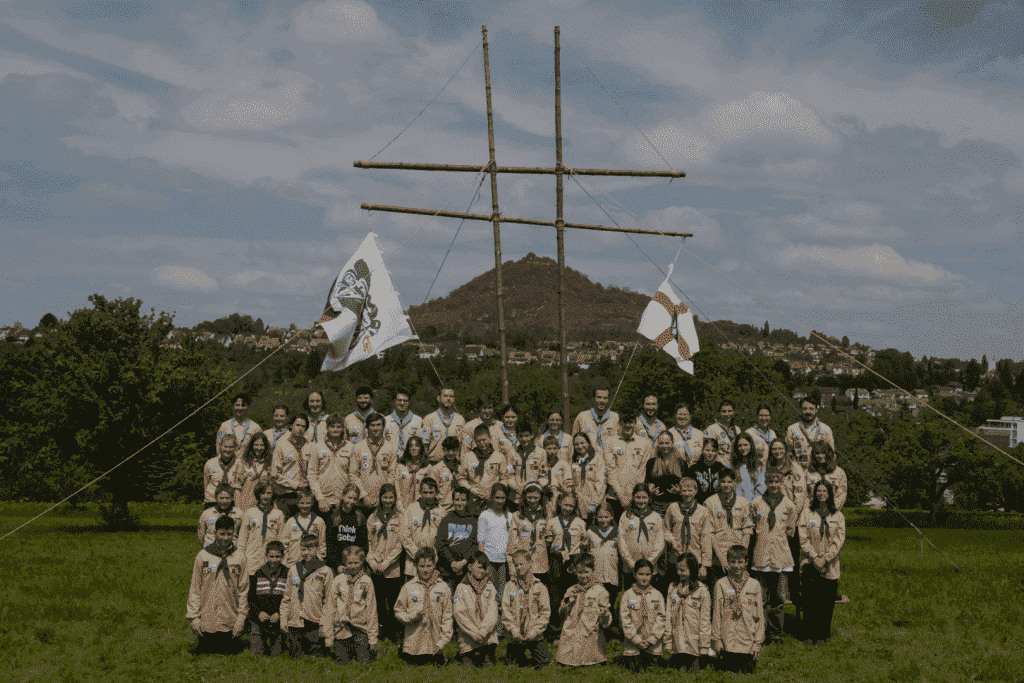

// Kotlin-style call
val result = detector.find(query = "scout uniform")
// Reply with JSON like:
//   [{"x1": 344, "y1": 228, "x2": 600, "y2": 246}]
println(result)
[
  {"x1": 394, "y1": 571, "x2": 454, "y2": 657},
  {"x1": 322, "y1": 570, "x2": 378, "y2": 662},
  {"x1": 508, "y1": 508, "x2": 549, "y2": 576},
  {"x1": 237, "y1": 504, "x2": 285, "y2": 575},
  {"x1": 501, "y1": 571, "x2": 551, "y2": 667},
  {"x1": 395, "y1": 463, "x2": 428, "y2": 511},
  {"x1": 384, "y1": 411, "x2": 423, "y2": 455},
  {"x1": 664, "y1": 581, "x2": 711, "y2": 661},
  {"x1": 458, "y1": 448, "x2": 506, "y2": 514},
  {"x1": 619, "y1": 584, "x2": 667, "y2": 660},
  {"x1": 750, "y1": 494, "x2": 797, "y2": 643},
  {"x1": 571, "y1": 408, "x2": 619, "y2": 451},
  {"x1": 217, "y1": 416, "x2": 260, "y2": 459},
  {"x1": 667, "y1": 425, "x2": 704, "y2": 468},
  {"x1": 602, "y1": 435, "x2": 653, "y2": 512},
  {"x1": 185, "y1": 543, "x2": 248, "y2": 652},
  {"x1": 533, "y1": 430, "x2": 572, "y2": 463},
  {"x1": 349, "y1": 438, "x2": 400, "y2": 509},
  {"x1": 711, "y1": 573, "x2": 764, "y2": 667},
  {"x1": 263, "y1": 425, "x2": 290, "y2": 454},
  {"x1": 570, "y1": 450, "x2": 607, "y2": 520},
  {"x1": 305, "y1": 413, "x2": 330, "y2": 446},
  {"x1": 582, "y1": 525, "x2": 620, "y2": 590},
  {"x1": 230, "y1": 458, "x2": 270, "y2": 512},
  {"x1": 806, "y1": 466, "x2": 849, "y2": 510},
  {"x1": 744, "y1": 425, "x2": 777, "y2": 468},
  {"x1": 703, "y1": 421, "x2": 741, "y2": 469},
  {"x1": 280, "y1": 557, "x2": 334, "y2": 657},
  {"x1": 635, "y1": 414, "x2": 668, "y2": 444},
  {"x1": 197, "y1": 505, "x2": 243, "y2": 548},
  {"x1": 453, "y1": 576, "x2": 499, "y2": 657},
  {"x1": 270, "y1": 437, "x2": 309, "y2": 498},
  {"x1": 798, "y1": 507, "x2": 846, "y2": 642},
  {"x1": 307, "y1": 440, "x2": 354, "y2": 512},
  {"x1": 281, "y1": 512, "x2": 327, "y2": 567},
  {"x1": 784, "y1": 419, "x2": 835, "y2": 470},
  {"x1": 554, "y1": 580, "x2": 612, "y2": 666},
  {"x1": 400, "y1": 501, "x2": 443, "y2": 576},
  {"x1": 344, "y1": 409, "x2": 373, "y2": 445},
  {"x1": 425, "y1": 459, "x2": 460, "y2": 510},
  {"x1": 203, "y1": 455, "x2": 236, "y2": 504},
  {"x1": 705, "y1": 493, "x2": 753, "y2": 573},
  {"x1": 665, "y1": 500, "x2": 714, "y2": 569},
  {"x1": 421, "y1": 409, "x2": 466, "y2": 462},
  {"x1": 618, "y1": 508, "x2": 665, "y2": 579}
]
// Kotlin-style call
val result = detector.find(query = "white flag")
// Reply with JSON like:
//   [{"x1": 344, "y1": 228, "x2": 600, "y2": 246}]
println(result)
[
  {"x1": 637, "y1": 268, "x2": 699, "y2": 374},
  {"x1": 317, "y1": 232, "x2": 416, "y2": 372}
]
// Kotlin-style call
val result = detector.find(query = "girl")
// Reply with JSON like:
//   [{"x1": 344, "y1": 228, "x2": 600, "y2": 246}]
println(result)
[
  {"x1": 570, "y1": 433, "x2": 606, "y2": 521},
  {"x1": 618, "y1": 483, "x2": 665, "y2": 592},
  {"x1": 799, "y1": 481, "x2": 845, "y2": 645},
  {"x1": 645, "y1": 432, "x2": 686, "y2": 516},
  {"x1": 582, "y1": 502, "x2": 620, "y2": 612},
  {"x1": 767, "y1": 438, "x2": 806, "y2": 609},
  {"x1": 326, "y1": 483, "x2": 367, "y2": 573},
  {"x1": 546, "y1": 491, "x2": 587, "y2": 637},
  {"x1": 367, "y1": 483, "x2": 403, "y2": 643},
  {"x1": 733, "y1": 432, "x2": 765, "y2": 505},
  {"x1": 535, "y1": 410, "x2": 571, "y2": 463},
  {"x1": 807, "y1": 441, "x2": 848, "y2": 511},
  {"x1": 619, "y1": 557, "x2": 666, "y2": 671},
  {"x1": 396, "y1": 435, "x2": 429, "y2": 510},
  {"x1": 508, "y1": 482, "x2": 549, "y2": 581},
  {"x1": 238, "y1": 482, "x2": 285, "y2": 576},
  {"x1": 555, "y1": 553, "x2": 613, "y2": 667},
  {"x1": 477, "y1": 483, "x2": 514, "y2": 638},
  {"x1": 271, "y1": 413, "x2": 310, "y2": 519},
  {"x1": 665, "y1": 552, "x2": 711, "y2": 673},
  {"x1": 232, "y1": 432, "x2": 272, "y2": 512},
  {"x1": 750, "y1": 469, "x2": 797, "y2": 646}
]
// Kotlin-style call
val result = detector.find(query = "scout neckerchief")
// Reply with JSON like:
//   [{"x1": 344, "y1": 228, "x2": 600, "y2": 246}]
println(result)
[
  {"x1": 204, "y1": 542, "x2": 237, "y2": 579},
  {"x1": 590, "y1": 408, "x2": 612, "y2": 449},
  {"x1": 365, "y1": 437, "x2": 384, "y2": 473},
  {"x1": 270, "y1": 427, "x2": 288, "y2": 450},
  {"x1": 512, "y1": 570, "x2": 535, "y2": 636},
  {"x1": 753, "y1": 426, "x2": 776, "y2": 450},
  {"x1": 675, "y1": 425, "x2": 693, "y2": 463},
  {"x1": 575, "y1": 448, "x2": 595, "y2": 484},
  {"x1": 797, "y1": 418, "x2": 822, "y2": 462},
  {"x1": 590, "y1": 523, "x2": 617, "y2": 545},
  {"x1": 720, "y1": 492, "x2": 736, "y2": 527},
  {"x1": 636, "y1": 583, "x2": 653, "y2": 636},
  {"x1": 500, "y1": 423, "x2": 518, "y2": 450},
  {"x1": 820, "y1": 511, "x2": 831, "y2": 540},
  {"x1": 541, "y1": 431, "x2": 568, "y2": 451},
  {"x1": 764, "y1": 493, "x2": 783, "y2": 531},
  {"x1": 375, "y1": 507, "x2": 396, "y2": 540},
  {"x1": 463, "y1": 571, "x2": 490, "y2": 620},
  {"x1": 727, "y1": 571, "x2": 748, "y2": 620},
  {"x1": 309, "y1": 413, "x2": 327, "y2": 442},
  {"x1": 388, "y1": 411, "x2": 415, "y2": 445},
  {"x1": 222, "y1": 418, "x2": 252, "y2": 448},
  {"x1": 558, "y1": 514, "x2": 577, "y2": 555},
  {"x1": 633, "y1": 507, "x2": 651, "y2": 542},
  {"x1": 639, "y1": 414, "x2": 662, "y2": 441},
  {"x1": 297, "y1": 557, "x2": 326, "y2": 601},
  {"x1": 344, "y1": 570, "x2": 365, "y2": 616},
  {"x1": 472, "y1": 445, "x2": 492, "y2": 479},
  {"x1": 435, "y1": 408, "x2": 456, "y2": 437},
  {"x1": 351, "y1": 408, "x2": 372, "y2": 440},
  {"x1": 420, "y1": 498, "x2": 438, "y2": 528},
  {"x1": 521, "y1": 505, "x2": 543, "y2": 551},
  {"x1": 257, "y1": 501, "x2": 273, "y2": 539},
  {"x1": 679, "y1": 500, "x2": 698, "y2": 553},
  {"x1": 715, "y1": 421, "x2": 736, "y2": 454},
  {"x1": 295, "y1": 512, "x2": 318, "y2": 537}
]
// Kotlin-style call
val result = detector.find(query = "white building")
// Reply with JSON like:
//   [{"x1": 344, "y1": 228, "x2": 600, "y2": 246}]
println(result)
[{"x1": 982, "y1": 417, "x2": 1024, "y2": 448}]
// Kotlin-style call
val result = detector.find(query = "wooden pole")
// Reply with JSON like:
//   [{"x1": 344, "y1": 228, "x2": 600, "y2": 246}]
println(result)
[
  {"x1": 359, "y1": 203, "x2": 693, "y2": 238},
  {"x1": 354, "y1": 160, "x2": 685, "y2": 178},
  {"x1": 555, "y1": 26, "x2": 570, "y2": 429},
  {"x1": 483, "y1": 25, "x2": 509, "y2": 405}
]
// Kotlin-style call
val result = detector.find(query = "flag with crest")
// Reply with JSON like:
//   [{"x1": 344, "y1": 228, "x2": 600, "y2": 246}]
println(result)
[{"x1": 637, "y1": 266, "x2": 699, "y2": 374}]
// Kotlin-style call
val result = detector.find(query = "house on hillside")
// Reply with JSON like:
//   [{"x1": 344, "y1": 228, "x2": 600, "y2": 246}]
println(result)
[
  {"x1": 419, "y1": 346, "x2": 440, "y2": 359},
  {"x1": 845, "y1": 388, "x2": 871, "y2": 401}
]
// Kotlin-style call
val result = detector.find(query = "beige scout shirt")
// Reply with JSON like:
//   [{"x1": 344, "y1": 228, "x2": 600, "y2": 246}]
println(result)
[
  {"x1": 307, "y1": 440, "x2": 354, "y2": 511},
  {"x1": 750, "y1": 495, "x2": 797, "y2": 572},
  {"x1": 618, "y1": 509, "x2": 665, "y2": 573},
  {"x1": 620, "y1": 585, "x2": 667, "y2": 656},
  {"x1": 395, "y1": 575, "x2": 453, "y2": 655},
  {"x1": 281, "y1": 514, "x2": 327, "y2": 567},
  {"x1": 547, "y1": 515, "x2": 588, "y2": 563},
  {"x1": 705, "y1": 493, "x2": 753, "y2": 568},
  {"x1": 711, "y1": 574, "x2": 764, "y2": 654},
  {"x1": 321, "y1": 571, "x2": 378, "y2": 647},
  {"x1": 507, "y1": 509, "x2": 549, "y2": 575},
  {"x1": 501, "y1": 575, "x2": 551, "y2": 642},
  {"x1": 570, "y1": 451, "x2": 607, "y2": 518},
  {"x1": 668, "y1": 425, "x2": 704, "y2": 467},
  {"x1": 602, "y1": 435, "x2": 653, "y2": 505},
  {"x1": 421, "y1": 409, "x2": 466, "y2": 462},
  {"x1": 806, "y1": 467, "x2": 848, "y2": 510},
  {"x1": 664, "y1": 582, "x2": 711, "y2": 657},
  {"x1": 572, "y1": 409, "x2": 619, "y2": 451},
  {"x1": 229, "y1": 458, "x2": 270, "y2": 512},
  {"x1": 349, "y1": 438, "x2": 399, "y2": 508},
  {"x1": 453, "y1": 580, "x2": 499, "y2": 653},
  {"x1": 798, "y1": 509, "x2": 845, "y2": 581},
  {"x1": 366, "y1": 510, "x2": 403, "y2": 579},
  {"x1": 185, "y1": 546, "x2": 248, "y2": 634},
  {"x1": 216, "y1": 417, "x2": 260, "y2": 459},
  {"x1": 343, "y1": 410, "x2": 372, "y2": 445},
  {"x1": 400, "y1": 502, "x2": 443, "y2": 575},
  {"x1": 237, "y1": 505, "x2": 285, "y2": 575},
  {"x1": 582, "y1": 527, "x2": 619, "y2": 586},
  {"x1": 744, "y1": 426, "x2": 777, "y2": 468},
  {"x1": 784, "y1": 419, "x2": 835, "y2": 469},
  {"x1": 664, "y1": 501, "x2": 714, "y2": 567},
  {"x1": 280, "y1": 560, "x2": 334, "y2": 627},
  {"x1": 197, "y1": 506, "x2": 243, "y2": 548},
  {"x1": 555, "y1": 583, "x2": 612, "y2": 666},
  {"x1": 203, "y1": 456, "x2": 235, "y2": 504},
  {"x1": 704, "y1": 422, "x2": 741, "y2": 468},
  {"x1": 270, "y1": 438, "x2": 309, "y2": 493}
]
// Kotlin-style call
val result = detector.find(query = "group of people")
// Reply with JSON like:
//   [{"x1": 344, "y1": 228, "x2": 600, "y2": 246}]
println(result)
[{"x1": 188, "y1": 384, "x2": 848, "y2": 673}]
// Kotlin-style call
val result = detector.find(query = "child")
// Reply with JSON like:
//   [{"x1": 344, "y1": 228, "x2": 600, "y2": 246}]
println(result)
[
  {"x1": 618, "y1": 483, "x2": 665, "y2": 591},
  {"x1": 664, "y1": 477, "x2": 713, "y2": 592},
  {"x1": 394, "y1": 546, "x2": 453, "y2": 665},
  {"x1": 280, "y1": 533, "x2": 334, "y2": 659},
  {"x1": 198, "y1": 483, "x2": 243, "y2": 548},
  {"x1": 400, "y1": 477, "x2": 443, "y2": 577},
  {"x1": 705, "y1": 468, "x2": 753, "y2": 590},
  {"x1": 205, "y1": 435, "x2": 237, "y2": 505},
  {"x1": 307, "y1": 413, "x2": 354, "y2": 516},
  {"x1": 507, "y1": 482, "x2": 549, "y2": 581},
  {"x1": 569, "y1": 433, "x2": 606, "y2": 521},
  {"x1": 750, "y1": 468, "x2": 797, "y2": 646},
  {"x1": 453, "y1": 551, "x2": 499, "y2": 667},
  {"x1": 687, "y1": 439, "x2": 726, "y2": 505},
  {"x1": 806, "y1": 441, "x2": 848, "y2": 511},
  {"x1": 322, "y1": 546, "x2": 378, "y2": 664},
  {"x1": 271, "y1": 414, "x2": 311, "y2": 519},
  {"x1": 436, "y1": 486, "x2": 479, "y2": 592},
  {"x1": 619, "y1": 558, "x2": 666, "y2": 671},
  {"x1": 581, "y1": 502, "x2": 620, "y2": 611},
  {"x1": 555, "y1": 552, "x2": 613, "y2": 667},
  {"x1": 231, "y1": 431, "x2": 272, "y2": 512},
  {"x1": 247, "y1": 540, "x2": 288, "y2": 657},
  {"x1": 238, "y1": 483, "x2": 285, "y2": 576},
  {"x1": 367, "y1": 483, "x2": 403, "y2": 643},
  {"x1": 282, "y1": 488, "x2": 327, "y2": 567},
  {"x1": 458, "y1": 424, "x2": 506, "y2": 516},
  {"x1": 325, "y1": 483, "x2": 367, "y2": 573},
  {"x1": 476, "y1": 483, "x2": 513, "y2": 638},
  {"x1": 711, "y1": 544, "x2": 764, "y2": 673},
  {"x1": 538, "y1": 435, "x2": 572, "y2": 518},
  {"x1": 185, "y1": 514, "x2": 247, "y2": 655},
  {"x1": 427, "y1": 436, "x2": 462, "y2": 510},
  {"x1": 505, "y1": 420, "x2": 538, "y2": 510},
  {"x1": 546, "y1": 491, "x2": 586, "y2": 637},
  {"x1": 665, "y1": 552, "x2": 711, "y2": 673},
  {"x1": 396, "y1": 435, "x2": 429, "y2": 510},
  {"x1": 798, "y1": 481, "x2": 845, "y2": 645},
  {"x1": 767, "y1": 438, "x2": 807, "y2": 612},
  {"x1": 502, "y1": 548, "x2": 552, "y2": 669}
]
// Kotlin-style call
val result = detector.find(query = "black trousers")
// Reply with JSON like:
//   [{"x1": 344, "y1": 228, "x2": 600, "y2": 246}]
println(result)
[
  {"x1": 669, "y1": 653, "x2": 707, "y2": 673},
  {"x1": 249, "y1": 620, "x2": 283, "y2": 657},
  {"x1": 402, "y1": 652, "x2": 446, "y2": 665},
  {"x1": 374, "y1": 573, "x2": 404, "y2": 641},
  {"x1": 546, "y1": 556, "x2": 575, "y2": 635},
  {"x1": 288, "y1": 619, "x2": 324, "y2": 658},
  {"x1": 195, "y1": 630, "x2": 234, "y2": 655},
  {"x1": 506, "y1": 639, "x2": 551, "y2": 668},
  {"x1": 716, "y1": 650, "x2": 756, "y2": 673},
  {"x1": 622, "y1": 650, "x2": 661, "y2": 671},
  {"x1": 333, "y1": 627, "x2": 374, "y2": 664},
  {"x1": 457, "y1": 643, "x2": 497, "y2": 667},
  {"x1": 754, "y1": 570, "x2": 788, "y2": 642},
  {"x1": 788, "y1": 534, "x2": 802, "y2": 604},
  {"x1": 802, "y1": 571, "x2": 839, "y2": 642}
]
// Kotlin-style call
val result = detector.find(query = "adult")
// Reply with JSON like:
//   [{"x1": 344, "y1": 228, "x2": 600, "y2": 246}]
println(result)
[
  {"x1": 785, "y1": 397, "x2": 835, "y2": 470},
  {"x1": 216, "y1": 393, "x2": 260, "y2": 459},
  {"x1": 704, "y1": 399, "x2": 741, "y2": 469},
  {"x1": 767, "y1": 437, "x2": 807, "y2": 610},
  {"x1": 231, "y1": 431, "x2": 272, "y2": 512},
  {"x1": 534, "y1": 410, "x2": 571, "y2": 463},
  {"x1": 744, "y1": 402, "x2": 777, "y2": 468},
  {"x1": 349, "y1": 412, "x2": 396, "y2": 513},
  {"x1": 636, "y1": 393, "x2": 667, "y2": 444},
  {"x1": 420, "y1": 384, "x2": 465, "y2": 463},
  {"x1": 384, "y1": 387, "x2": 422, "y2": 454},
  {"x1": 798, "y1": 481, "x2": 846, "y2": 645},
  {"x1": 303, "y1": 390, "x2": 329, "y2": 445},
  {"x1": 459, "y1": 424, "x2": 506, "y2": 516},
  {"x1": 344, "y1": 386, "x2": 375, "y2": 445},
  {"x1": 732, "y1": 432, "x2": 766, "y2": 505},
  {"x1": 204, "y1": 434, "x2": 238, "y2": 505},
  {"x1": 307, "y1": 413, "x2": 353, "y2": 516},
  {"x1": 569, "y1": 432, "x2": 606, "y2": 521},
  {"x1": 667, "y1": 402, "x2": 703, "y2": 468},
  {"x1": 494, "y1": 403, "x2": 521, "y2": 470},
  {"x1": 270, "y1": 413, "x2": 309, "y2": 519},
  {"x1": 603, "y1": 408, "x2": 653, "y2": 522},
  {"x1": 644, "y1": 432, "x2": 687, "y2": 516},
  {"x1": 262, "y1": 404, "x2": 290, "y2": 453},
  {"x1": 462, "y1": 395, "x2": 501, "y2": 458},
  {"x1": 572, "y1": 381, "x2": 619, "y2": 451}
]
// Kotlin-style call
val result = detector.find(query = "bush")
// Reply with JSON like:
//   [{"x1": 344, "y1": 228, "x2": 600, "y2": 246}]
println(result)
[{"x1": 844, "y1": 506, "x2": 1024, "y2": 530}]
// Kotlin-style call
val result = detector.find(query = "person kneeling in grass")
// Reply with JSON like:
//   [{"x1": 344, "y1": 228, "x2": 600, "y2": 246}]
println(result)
[
  {"x1": 280, "y1": 533, "x2": 333, "y2": 659},
  {"x1": 555, "y1": 553, "x2": 613, "y2": 667},
  {"x1": 395, "y1": 546, "x2": 453, "y2": 666},
  {"x1": 711, "y1": 544, "x2": 764, "y2": 674},
  {"x1": 619, "y1": 558, "x2": 666, "y2": 671},
  {"x1": 453, "y1": 551, "x2": 499, "y2": 667},
  {"x1": 247, "y1": 540, "x2": 288, "y2": 657},
  {"x1": 502, "y1": 548, "x2": 552, "y2": 669},
  {"x1": 186, "y1": 514, "x2": 247, "y2": 655},
  {"x1": 323, "y1": 545, "x2": 378, "y2": 664},
  {"x1": 665, "y1": 552, "x2": 711, "y2": 673}
]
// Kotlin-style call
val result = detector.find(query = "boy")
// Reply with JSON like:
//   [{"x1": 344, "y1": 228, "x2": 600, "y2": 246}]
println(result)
[
  {"x1": 435, "y1": 486, "x2": 479, "y2": 592},
  {"x1": 282, "y1": 488, "x2": 327, "y2": 567},
  {"x1": 603, "y1": 410, "x2": 653, "y2": 522},
  {"x1": 280, "y1": 533, "x2": 334, "y2": 659},
  {"x1": 555, "y1": 552, "x2": 613, "y2": 667},
  {"x1": 665, "y1": 477, "x2": 713, "y2": 587},
  {"x1": 307, "y1": 413, "x2": 353, "y2": 516},
  {"x1": 453, "y1": 551, "x2": 499, "y2": 667},
  {"x1": 247, "y1": 539, "x2": 288, "y2": 657},
  {"x1": 427, "y1": 436, "x2": 462, "y2": 510},
  {"x1": 458, "y1": 424, "x2": 506, "y2": 516},
  {"x1": 185, "y1": 514, "x2": 247, "y2": 655},
  {"x1": 401, "y1": 477, "x2": 443, "y2": 576},
  {"x1": 704, "y1": 399, "x2": 741, "y2": 468},
  {"x1": 502, "y1": 548, "x2": 551, "y2": 670},
  {"x1": 705, "y1": 468, "x2": 753, "y2": 589},
  {"x1": 348, "y1": 412, "x2": 398, "y2": 514},
  {"x1": 198, "y1": 483, "x2": 243, "y2": 548},
  {"x1": 395, "y1": 546, "x2": 454, "y2": 665},
  {"x1": 711, "y1": 545, "x2": 764, "y2": 673},
  {"x1": 750, "y1": 468, "x2": 797, "y2": 645},
  {"x1": 322, "y1": 546, "x2": 378, "y2": 664},
  {"x1": 507, "y1": 420, "x2": 541, "y2": 511},
  {"x1": 619, "y1": 558, "x2": 667, "y2": 671},
  {"x1": 238, "y1": 483, "x2": 285, "y2": 575},
  {"x1": 204, "y1": 435, "x2": 238, "y2": 505}
]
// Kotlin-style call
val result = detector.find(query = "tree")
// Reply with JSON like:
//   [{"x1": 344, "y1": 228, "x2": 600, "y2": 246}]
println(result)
[
  {"x1": 963, "y1": 359, "x2": 982, "y2": 391},
  {"x1": 981, "y1": 354, "x2": 988, "y2": 372},
  {"x1": 39, "y1": 312, "x2": 58, "y2": 329},
  {"x1": 762, "y1": 321, "x2": 769, "y2": 337},
  {"x1": 841, "y1": 335, "x2": 849, "y2": 350}
]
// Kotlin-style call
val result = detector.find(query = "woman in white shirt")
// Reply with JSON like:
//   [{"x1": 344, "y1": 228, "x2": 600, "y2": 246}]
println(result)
[{"x1": 477, "y1": 482, "x2": 513, "y2": 638}]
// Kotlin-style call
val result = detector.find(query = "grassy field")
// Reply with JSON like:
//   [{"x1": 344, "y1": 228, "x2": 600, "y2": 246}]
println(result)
[{"x1": 1, "y1": 505, "x2": 1022, "y2": 683}]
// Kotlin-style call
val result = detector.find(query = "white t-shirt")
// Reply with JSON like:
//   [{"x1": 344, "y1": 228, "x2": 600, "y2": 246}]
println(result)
[{"x1": 477, "y1": 508, "x2": 513, "y2": 564}]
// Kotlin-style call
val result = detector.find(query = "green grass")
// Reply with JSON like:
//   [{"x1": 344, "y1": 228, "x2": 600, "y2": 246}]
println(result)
[{"x1": 1, "y1": 504, "x2": 1022, "y2": 682}]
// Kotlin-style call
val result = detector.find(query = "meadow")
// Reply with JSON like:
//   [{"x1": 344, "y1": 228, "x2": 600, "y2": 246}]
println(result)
[{"x1": 1, "y1": 504, "x2": 1021, "y2": 683}]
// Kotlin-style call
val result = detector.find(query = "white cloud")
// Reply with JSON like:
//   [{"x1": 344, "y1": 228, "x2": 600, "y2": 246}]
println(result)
[
  {"x1": 625, "y1": 125, "x2": 711, "y2": 164},
  {"x1": 183, "y1": 78, "x2": 320, "y2": 131},
  {"x1": 708, "y1": 91, "x2": 830, "y2": 141},
  {"x1": 150, "y1": 265, "x2": 219, "y2": 292},
  {"x1": 643, "y1": 206, "x2": 726, "y2": 251},
  {"x1": 292, "y1": 1, "x2": 393, "y2": 44},
  {"x1": 1004, "y1": 167, "x2": 1024, "y2": 194},
  {"x1": 770, "y1": 243, "x2": 958, "y2": 285}
]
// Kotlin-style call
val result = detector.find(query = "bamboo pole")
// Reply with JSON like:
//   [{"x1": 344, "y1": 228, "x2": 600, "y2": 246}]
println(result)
[
  {"x1": 483, "y1": 25, "x2": 509, "y2": 405},
  {"x1": 354, "y1": 160, "x2": 684, "y2": 178},
  {"x1": 555, "y1": 26, "x2": 570, "y2": 428},
  {"x1": 360, "y1": 203, "x2": 693, "y2": 238}
]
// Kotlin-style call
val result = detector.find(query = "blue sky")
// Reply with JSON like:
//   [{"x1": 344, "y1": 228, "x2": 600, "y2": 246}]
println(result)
[{"x1": 1, "y1": 0, "x2": 1021, "y2": 361}]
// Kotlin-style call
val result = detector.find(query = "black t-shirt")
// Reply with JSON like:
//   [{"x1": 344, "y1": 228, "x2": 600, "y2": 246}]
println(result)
[
  {"x1": 325, "y1": 508, "x2": 367, "y2": 570},
  {"x1": 645, "y1": 456, "x2": 684, "y2": 514},
  {"x1": 687, "y1": 460, "x2": 727, "y2": 504}
]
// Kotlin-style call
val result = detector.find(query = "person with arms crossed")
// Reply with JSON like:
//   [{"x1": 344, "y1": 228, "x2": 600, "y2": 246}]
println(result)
[{"x1": 421, "y1": 384, "x2": 465, "y2": 463}]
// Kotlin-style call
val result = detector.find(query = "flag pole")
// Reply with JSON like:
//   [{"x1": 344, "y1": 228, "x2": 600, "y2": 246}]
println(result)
[{"x1": 555, "y1": 26, "x2": 570, "y2": 427}]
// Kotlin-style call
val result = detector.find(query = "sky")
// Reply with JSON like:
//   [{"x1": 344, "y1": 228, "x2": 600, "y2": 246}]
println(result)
[{"x1": 0, "y1": 0, "x2": 1022, "y2": 361}]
